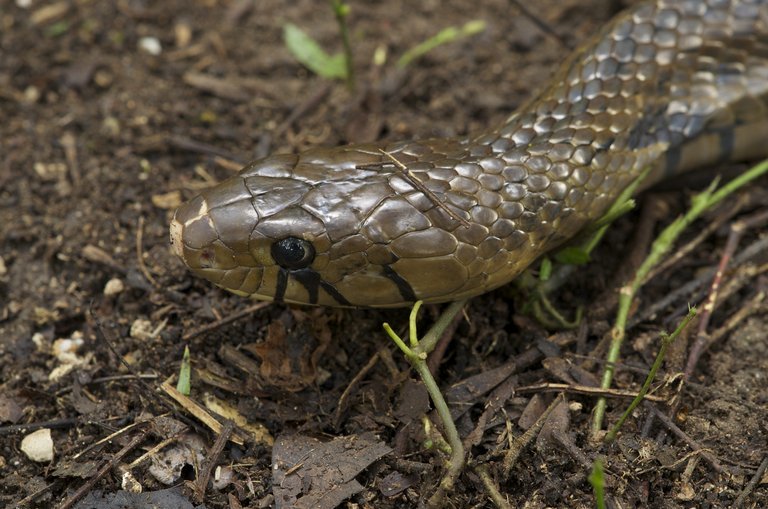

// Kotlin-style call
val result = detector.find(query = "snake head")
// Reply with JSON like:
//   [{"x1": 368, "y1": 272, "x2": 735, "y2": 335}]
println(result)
[
  {"x1": 171, "y1": 142, "x2": 558, "y2": 307},
  {"x1": 169, "y1": 148, "x2": 419, "y2": 307}
]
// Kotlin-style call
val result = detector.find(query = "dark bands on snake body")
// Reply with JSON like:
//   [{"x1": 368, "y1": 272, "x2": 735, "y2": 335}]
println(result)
[{"x1": 171, "y1": 0, "x2": 768, "y2": 308}]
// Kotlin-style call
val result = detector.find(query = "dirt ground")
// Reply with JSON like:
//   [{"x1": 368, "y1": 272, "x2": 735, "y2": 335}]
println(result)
[{"x1": 1, "y1": 0, "x2": 767, "y2": 507}]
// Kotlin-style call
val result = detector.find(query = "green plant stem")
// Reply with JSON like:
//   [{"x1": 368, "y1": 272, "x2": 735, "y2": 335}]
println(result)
[
  {"x1": 382, "y1": 299, "x2": 468, "y2": 507},
  {"x1": 591, "y1": 158, "x2": 768, "y2": 438},
  {"x1": 474, "y1": 464, "x2": 514, "y2": 509},
  {"x1": 605, "y1": 307, "x2": 696, "y2": 442},
  {"x1": 589, "y1": 458, "x2": 606, "y2": 509},
  {"x1": 532, "y1": 293, "x2": 582, "y2": 329},
  {"x1": 330, "y1": 0, "x2": 354, "y2": 90},
  {"x1": 529, "y1": 166, "x2": 651, "y2": 326},
  {"x1": 561, "y1": 164, "x2": 651, "y2": 263},
  {"x1": 397, "y1": 20, "x2": 486, "y2": 69},
  {"x1": 418, "y1": 299, "x2": 467, "y2": 353}
]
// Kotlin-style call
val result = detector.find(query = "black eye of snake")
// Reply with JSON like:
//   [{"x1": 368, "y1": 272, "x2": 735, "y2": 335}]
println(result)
[{"x1": 271, "y1": 237, "x2": 315, "y2": 270}]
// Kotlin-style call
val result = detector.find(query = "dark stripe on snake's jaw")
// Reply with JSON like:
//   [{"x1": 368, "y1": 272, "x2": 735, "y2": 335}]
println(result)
[
  {"x1": 277, "y1": 268, "x2": 353, "y2": 306},
  {"x1": 275, "y1": 269, "x2": 288, "y2": 303},
  {"x1": 716, "y1": 127, "x2": 736, "y2": 165},
  {"x1": 664, "y1": 145, "x2": 683, "y2": 179},
  {"x1": 291, "y1": 269, "x2": 321, "y2": 304},
  {"x1": 319, "y1": 281, "x2": 352, "y2": 306},
  {"x1": 383, "y1": 265, "x2": 417, "y2": 303},
  {"x1": 293, "y1": 268, "x2": 355, "y2": 306}
]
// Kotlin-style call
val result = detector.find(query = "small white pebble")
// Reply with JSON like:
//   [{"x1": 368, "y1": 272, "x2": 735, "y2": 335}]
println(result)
[
  {"x1": 23, "y1": 85, "x2": 40, "y2": 103},
  {"x1": 16, "y1": 0, "x2": 33, "y2": 8},
  {"x1": 31, "y1": 332, "x2": 48, "y2": 352},
  {"x1": 130, "y1": 318, "x2": 154, "y2": 340},
  {"x1": 120, "y1": 468, "x2": 143, "y2": 493},
  {"x1": 21, "y1": 429, "x2": 54, "y2": 463},
  {"x1": 33, "y1": 162, "x2": 67, "y2": 181},
  {"x1": 174, "y1": 22, "x2": 192, "y2": 48},
  {"x1": 104, "y1": 277, "x2": 125, "y2": 296},
  {"x1": 213, "y1": 465, "x2": 235, "y2": 490},
  {"x1": 52, "y1": 333, "x2": 84, "y2": 359},
  {"x1": 138, "y1": 37, "x2": 162, "y2": 56},
  {"x1": 49, "y1": 364, "x2": 76, "y2": 382}
]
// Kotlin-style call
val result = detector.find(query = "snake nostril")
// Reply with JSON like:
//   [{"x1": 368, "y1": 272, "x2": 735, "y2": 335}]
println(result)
[{"x1": 199, "y1": 248, "x2": 215, "y2": 269}]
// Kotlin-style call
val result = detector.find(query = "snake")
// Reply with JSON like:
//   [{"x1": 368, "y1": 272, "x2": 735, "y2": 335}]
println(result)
[{"x1": 170, "y1": 0, "x2": 768, "y2": 308}]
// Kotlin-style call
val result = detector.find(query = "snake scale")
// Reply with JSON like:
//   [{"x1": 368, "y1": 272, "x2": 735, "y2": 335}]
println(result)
[{"x1": 171, "y1": 0, "x2": 768, "y2": 307}]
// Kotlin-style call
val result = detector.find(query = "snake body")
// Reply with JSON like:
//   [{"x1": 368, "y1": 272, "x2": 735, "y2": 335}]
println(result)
[{"x1": 171, "y1": 0, "x2": 768, "y2": 307}]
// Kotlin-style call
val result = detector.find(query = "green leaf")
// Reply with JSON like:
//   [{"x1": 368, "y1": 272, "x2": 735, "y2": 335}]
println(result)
[
  {"x1": 539, "y1": 257, "x2": 553, "y2": 281},
  {"x1": 397, "y1": 19, "x2": 486, "y2": 69},
  {"x1": 176, "y1": 346, "x2": 192, "y2": 396},
  {"x1": 45, "y1": 21, "x2": 70, "y2": 38},
  {"x1": 554, "y1": 246, "x2": 591, "y2": 265},
  {"x1": 283, "y1": 23, "x2": 347, "y2": 79}
]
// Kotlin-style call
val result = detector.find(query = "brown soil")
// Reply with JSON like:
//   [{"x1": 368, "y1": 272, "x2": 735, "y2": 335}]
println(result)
[{"x1": 1, "y1": 0, "x2": 767, "y2": 508}]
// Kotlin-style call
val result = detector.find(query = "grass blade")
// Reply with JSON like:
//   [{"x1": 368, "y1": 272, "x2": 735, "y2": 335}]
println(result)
[{"x1": 283, "y1": 22, "x2": 347, "y2": 79}]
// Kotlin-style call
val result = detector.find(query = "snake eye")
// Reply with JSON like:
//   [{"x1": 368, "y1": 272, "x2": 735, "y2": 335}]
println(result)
[{"x1": 271, "y1": 237, "x2": 315, "y2": 270}]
